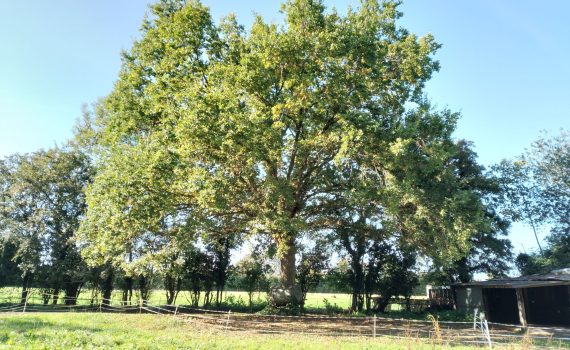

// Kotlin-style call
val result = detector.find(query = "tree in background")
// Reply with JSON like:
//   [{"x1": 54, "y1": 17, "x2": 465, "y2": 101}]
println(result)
[
  {"x1": 296, "y1": 238, "x2": 329, "y2": 310},
  {"x1": 102, "y1": 265, "x2": 116, "y2": 306},
  {"x1": 180, "y1": 247, "x2": 212, "y2": 307},
  {"x1": 366, "y1": 242, "x2": 418, "y2": 313},
  {"x1": 234, "y1": 249, "x2": 272, "y2": 310},
  {"x1": 427, "y1": 141, "x2": 513, "y2": 284},
  {"x1": 0, "y1": 148, "x2": 92, "y2": 304},
  {"x1": 0, "y1": 239, "x2": 20, "y2": 287},
  {"x1": 206, "y1": 233, "x2": 240, "y2": 307},
  {"x1": 494, "y1": 160, "x2": 544, "y2": 254},
  {"x1": 318, "y1": 258, "x2": 352, "y2": 295},
  {"x1": 499, "y1": 131, "x2": 570, "y2": 274},
  {"x1": 322, "y1": 136, "x2": 495, "y2": 312},
  {"x1": 0, "y1": 187, "x2": 20, "y2": 287}
]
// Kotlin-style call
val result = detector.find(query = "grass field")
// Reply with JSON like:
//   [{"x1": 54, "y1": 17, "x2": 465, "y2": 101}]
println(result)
[
  {"x1": 0, "y1": 288, "x2": 377, "y2": 311},
  {"x1": 0, "y1": 287, "x2": 473, "y2": 323},
  {"x1": 0, "y1": 312, "x2": 530, "y2": 350},
  {"x1": 0, "y1": 287, "x2": 351, "y2": 309}
]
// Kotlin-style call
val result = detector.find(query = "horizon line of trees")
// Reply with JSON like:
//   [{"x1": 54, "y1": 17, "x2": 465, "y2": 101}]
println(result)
[{"x1": 0, "y1": 137, "x2": 527, "y2": 312}]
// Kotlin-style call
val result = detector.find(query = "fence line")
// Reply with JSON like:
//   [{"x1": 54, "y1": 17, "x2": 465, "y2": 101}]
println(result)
[
  {"x1": 0, "y1": 290, "x2": 561, "y2": 332},
  {"x1": 1, "y1": 290, "x2": 569, "y2": 349}
]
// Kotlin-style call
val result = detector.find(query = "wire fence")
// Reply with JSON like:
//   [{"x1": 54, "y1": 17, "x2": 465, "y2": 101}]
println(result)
[{"x1": 1, "y1": 290, "x2": 569, "y2": 349}]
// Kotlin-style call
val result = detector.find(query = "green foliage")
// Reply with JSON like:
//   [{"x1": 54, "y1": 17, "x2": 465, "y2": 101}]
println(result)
[
  {"x1": 232, "y1": 250, "x2": 272, "y2": 308},
  {"x1": 79, "y1": 0, "x2": 481, "y2": 290},
  {"x1": 0, "y1": 241, "x2": 19, "y2": 287},
  {"x1": 181, "y1": 246, "x2": 214, "y2": 306},
  {"x1": 497, "y1": 130, "x2": 570, "y2": 274},
  {"x1": 296, "y1": 240, "x2": 329, "y2": 308},
  {"x1": 0, "y1": 148, "x2": 93, "y2": 302},
  {"x1": 370, "y1": 244, "x2": 419, "y2": 313},
  {"x1": 317, "y1": 259, "x2": 352, "y2": 294},
  {"x1": 321, "y1": 297, "x2": 345, "y2": 314},
  {"x1": 516, "y1": 229, "x2": 570, "y2": 275},
  {"x1": 258, "y1": 298, "x2": 303, "y2": 316},
  {"x1": 426, "y1": 140, "x2": 513, "y2": 284}
]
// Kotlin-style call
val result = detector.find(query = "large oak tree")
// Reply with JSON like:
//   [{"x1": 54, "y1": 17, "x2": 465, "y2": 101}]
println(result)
[{"x1": 79, "y1": 0, "x2": 485, "y2": 294}]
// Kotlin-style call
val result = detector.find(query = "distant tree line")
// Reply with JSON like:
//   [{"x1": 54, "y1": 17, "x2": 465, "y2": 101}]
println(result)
[{"x1": 0, "y1": 140, "x2": 518, "y2": 313}]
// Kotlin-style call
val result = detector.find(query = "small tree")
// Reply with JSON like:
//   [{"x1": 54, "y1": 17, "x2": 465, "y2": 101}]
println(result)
[
  {"x1": 235, "y1": 253, "x2": 271, "y2": 310},
  {"x1": 157, "y1": 251, "x2": 184, "y2": 306},
  {"x1": 296, "y1": 240, "x2": 329, "y2": 310},
  {"x1": 205, "y1": 233, "x2": 241, "y2": 307},
  {"x1": 181, "y1": 247, "x2": 214, "y2": 307},
  {"x1": 367, "y1": 242, "x2": 418, "y2": 313}
]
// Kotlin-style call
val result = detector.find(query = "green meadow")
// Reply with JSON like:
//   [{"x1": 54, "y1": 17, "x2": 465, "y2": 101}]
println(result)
[{"x1": 0, "y1": 313, "x2": 526, "y2": 350}]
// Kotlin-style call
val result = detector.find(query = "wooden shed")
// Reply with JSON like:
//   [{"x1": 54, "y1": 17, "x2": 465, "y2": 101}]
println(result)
[{"x1": 452, "y1": 270, "x2": 570, "y2": 327}]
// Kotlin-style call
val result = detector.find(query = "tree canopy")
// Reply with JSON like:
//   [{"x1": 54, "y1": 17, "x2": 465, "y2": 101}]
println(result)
[
  {"x1": 498, "y1": 131, "x2": 570, "y2": 274},
  {"x1": 77, "y1": 0, "x2": 489, "y2": 294},
  {"x1": 0, "y1": 147, "x2": 93, "y2": 303}
]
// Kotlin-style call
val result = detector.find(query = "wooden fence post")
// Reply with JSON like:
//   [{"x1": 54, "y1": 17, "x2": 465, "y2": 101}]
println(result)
[
  {"x1": 225, "y1": 310, "x2": 231, "y2": 332},
  {"x1": 22, "y1": 292, "x2": 28, "y2": 313},
  {"x1": 373, "y1": 314, "x2": 377, "y2": 338},
  {"x1": 483, "y1": 319, "x2": 492, "y2": 349},
  {"x1": 473, "y1": 308, "x2": 478, "y2": 330}
]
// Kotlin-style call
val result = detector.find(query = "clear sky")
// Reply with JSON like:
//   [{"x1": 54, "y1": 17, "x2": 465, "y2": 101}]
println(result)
[{"x1": 1, "y1": 0, "x2": 568, "y2": 256}]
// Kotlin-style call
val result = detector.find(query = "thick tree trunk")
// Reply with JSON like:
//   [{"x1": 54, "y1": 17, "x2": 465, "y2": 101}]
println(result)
[
  {"x1": 122, "y1": 276, "x2": 133, "y2": 305},
  {"x1": 278, "y1": 236, "x2": 297, "y2": 288},
  {"x1": 164, "y1": 274, "x2": 176, "y2": 305},
  {"x1": 52, "y1": 288, "x2": 60, "y2": 305},
  {"x1": 101, "y1": 269, "x2": 114, "y2": 306},
  {"x1": 64, "y1": 282, "x2": 82, "y2": 305},
  {"x1": 20, "y1": 272, "x2": 31, "y2": 306},
  {"x1": 270, "y1": 235, "x2": 302, "y2": 306}
]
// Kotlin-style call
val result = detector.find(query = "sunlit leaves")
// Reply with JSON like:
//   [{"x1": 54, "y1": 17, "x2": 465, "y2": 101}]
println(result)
[{"x1": 80, "y1": 0, "x2": 484, "y2": 285}]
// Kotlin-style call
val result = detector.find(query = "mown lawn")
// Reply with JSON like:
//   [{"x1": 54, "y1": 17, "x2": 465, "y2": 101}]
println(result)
[{"x1": 0, "y1": 312, "x2": 512, "y2": 350}]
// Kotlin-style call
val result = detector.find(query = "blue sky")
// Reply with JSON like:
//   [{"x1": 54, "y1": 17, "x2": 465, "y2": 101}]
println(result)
[{"x1": 1, "y1": 1, "x2": 568, "y2": 256}]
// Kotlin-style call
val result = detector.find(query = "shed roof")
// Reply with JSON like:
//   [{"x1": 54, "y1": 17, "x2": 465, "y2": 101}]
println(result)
[{"x1": 453, "y1": 270, "x2": 570, "y2": 289}]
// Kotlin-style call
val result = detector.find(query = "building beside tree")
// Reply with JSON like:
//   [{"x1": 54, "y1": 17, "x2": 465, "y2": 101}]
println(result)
[{"x1": 453, "y1": 269, "x2": 570, "y2": 327}]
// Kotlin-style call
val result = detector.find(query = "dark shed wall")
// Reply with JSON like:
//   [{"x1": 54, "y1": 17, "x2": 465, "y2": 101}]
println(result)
[
  {"x1": 483, "y1": 288, "x2": 520, "y2": 325},
  {"x1": 524, "y1": 286, "x2": 570, "y2": 326}
]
